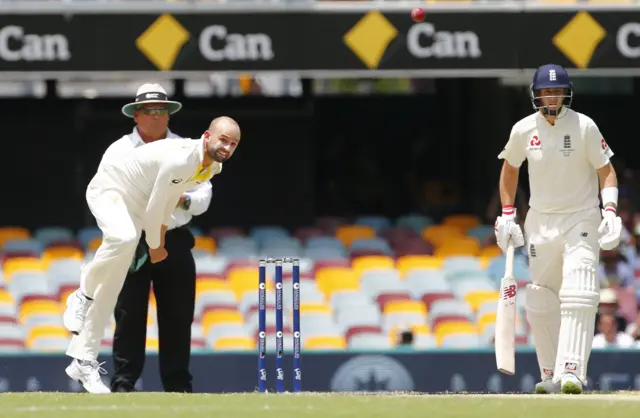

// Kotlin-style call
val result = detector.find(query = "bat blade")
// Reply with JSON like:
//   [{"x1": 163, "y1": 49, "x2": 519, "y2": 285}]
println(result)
[{"x1": 495, "y1": 242, "x2": 517, "y2": 375}]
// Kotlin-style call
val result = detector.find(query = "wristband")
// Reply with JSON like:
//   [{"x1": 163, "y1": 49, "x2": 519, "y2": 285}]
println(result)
[
  {"x1": 502, "y1": 205, "x2": 515, "y2": 216},
  {"x1": 601, "y1": 187, "x2": 618, "y2": 209}
]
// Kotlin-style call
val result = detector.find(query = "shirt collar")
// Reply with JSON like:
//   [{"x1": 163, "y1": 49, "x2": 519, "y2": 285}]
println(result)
[
  {"x1": 129, "y1": 127, "x2": 178, "y2": 147},
  {"x1": 537, "y1": 106, "x2": 568, "y2": 124}
]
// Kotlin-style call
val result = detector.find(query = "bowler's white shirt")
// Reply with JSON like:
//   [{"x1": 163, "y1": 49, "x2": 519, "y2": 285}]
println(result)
[
  {"x1": 499, "y1": 107, "x2": 614, "y2": 214},
  {"x1": 592, "y1": 332, "x2": 635, "y2": 349},
  {"x1": 100, "y1": 128, "x2": 213, "y2": 230},
  {"x1": 90, "y1": 136, "x2": 222, "y2": 248}
]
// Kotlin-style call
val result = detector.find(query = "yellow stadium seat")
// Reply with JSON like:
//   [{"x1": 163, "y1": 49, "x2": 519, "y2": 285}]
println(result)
[
  {"x1": 384, "y1": 300, "x2": 427, "y2": 317},
  {"x1": 213, "y1": 336, "x2": 255, "y2": 350},
  {"x1": 194, "y1": 236, "x2": 216, "y2": 254},
  {"x1": 396, "y1": 255, "x2": 443, "y2": 276},
  {"x1": 201, "y1": 310, "x2": 243, "y2": 334},
  {"x1": 196, "y1": 277, "x2": 231, "y2": 294},
  {"x1": 315, "y1": 267, "x2": 359, "y2": 298},
  {"x1": 300, "y1": 302, "x2": 331, "y2": 315},
  {"x1": 0, "y1": 227, "x2": 30, "y2": 247},
  {"x1": 422, "y1": 225, "x2": 464, "y2": 247},
  {"x1": 304, "y1": 335, "x2": 347, "y2": 350},
  {"x1": 41, "y1": 247, "x2": 83, "y2": 266},
  {"x1": 464, "y1": 290, "x2": 500, "y2": 311},
  {"x1": 477, "y1": 312, "x2": 497, "y2": 333},
  {"x1": 443, "y1": 214, "x2": 481, "y2": 231},
  {"x1": 436, "y1": 238, "x2": 481, "y2": 257},
  {"x1": 480, "y1": 245, "x2": 501, "y2": 258},
  {"x1": 351, "y1": 255, "x2": 395, "y2": 278},
  {"x1": 227, "y1": 267, "x2": 272, "y2": 299},
  {"x1": 3, "y1": 257, "x2": 44, "y2": 281},
  {"x1": 146, "y1": 337, "x2": 159, "y2": 351},
  {"x1": 88, "y1": 237, "x2": 102, "y2": 251},
  {"x1": 19, "y1": 300, "x2": 62, "y2": 321},
  {"x1": 336, "y1": 225, "x2": 375, "y2": 247},
  {"x1": 0, "y1": 289, "x2": 14, "y2": 304},
  {"x1": 435, "y1": 321, "x2": 477, "y2": 344},
  {"x1": 26, "y1": 325, "x2": 68, "y2": 344}
]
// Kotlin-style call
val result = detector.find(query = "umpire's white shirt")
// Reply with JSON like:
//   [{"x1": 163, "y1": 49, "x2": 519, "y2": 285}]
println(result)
[
  {"x1": 99, "y1": 128, "x2": 213, "y2": 230},
  {"x1": 499, "y1": 107, "x2": 614, "y2": 214}
]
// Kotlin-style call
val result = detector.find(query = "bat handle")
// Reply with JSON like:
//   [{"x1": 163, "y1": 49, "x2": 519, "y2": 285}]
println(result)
[{"x1": 504, "y1": 239, "x2": 515, "y2": 277}]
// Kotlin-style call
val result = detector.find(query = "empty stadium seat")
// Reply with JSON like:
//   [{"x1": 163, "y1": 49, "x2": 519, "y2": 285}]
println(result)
[
  {"x1": 442, "y1": 214, "x2": 481, "y2": 231},
  {"x1": 422, "y1": 225, "x2": 464, "y2": 247},
  {"x1": 304, "y1": 335, "x2": 346, "y2": 350},
  {"x1": 355, "y1": 216, "x2": 391, "y2": 233},
  {"x1": 351, "y1": 255, "x2": 395, "y2": 278},
  {"x1": 213, "y1": 336, "x2": 255, "y2": 351},
  {"x1": 34, "y1": 227, "x2": 75, "y2": 247},
  {"x1": 209, "y1": 227, "x2": 244, "y2": 241},
  {"x1": 395, "y1": 214, "x2": 434, "y2": 233},
  {"x1": 349, "y1": 333, "x2": 392, "y2": 349},
  {"x1": 336, "y1": 225, "x2": 375, "y2": 247},
  {"x1": 397, "y1": 255, "x2": 443, "y2": 276},
  {"x1": 2, "y1": 239, "x2": 44, "y2": 258}
]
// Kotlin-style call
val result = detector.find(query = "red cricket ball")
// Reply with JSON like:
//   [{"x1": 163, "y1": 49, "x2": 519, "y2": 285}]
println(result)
[{"x1": 411, "y1": 8, "x2": 425, "y2": 23}]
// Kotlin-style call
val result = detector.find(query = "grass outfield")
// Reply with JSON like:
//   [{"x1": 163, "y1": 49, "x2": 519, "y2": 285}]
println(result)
[{"x1": 2, "y1": 392, "x2": 640, "y2": 418}]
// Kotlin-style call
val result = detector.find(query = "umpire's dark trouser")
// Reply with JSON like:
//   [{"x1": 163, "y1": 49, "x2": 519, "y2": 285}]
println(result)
[{"x1": 111, "y1": 226, "x2": 196, "y2": 392}]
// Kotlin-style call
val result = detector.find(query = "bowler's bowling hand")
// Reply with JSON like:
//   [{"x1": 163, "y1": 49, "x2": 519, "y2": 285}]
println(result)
[{"x1": 149, "y1": 247, "x2": 168, "y2": 264}]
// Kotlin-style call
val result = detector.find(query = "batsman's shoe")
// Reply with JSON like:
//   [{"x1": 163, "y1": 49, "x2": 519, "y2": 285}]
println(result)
[
  {"x1": 560, "y1": 373, "x2": 583, "y2": 394},
  {"x1": 535, "y1": 378, "x2": 561, "y2": 394},
  {"x1": 65, "y1": 359, "x2": 111, "y2": 394},
  {"x1": 63, "y1": 290, "x2": 92, "y2": 335}
]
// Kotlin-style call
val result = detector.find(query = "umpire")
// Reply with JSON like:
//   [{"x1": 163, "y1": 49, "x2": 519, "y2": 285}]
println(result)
[{"x1": 109, "y1": 83, "x2": 212, "y2": 393}]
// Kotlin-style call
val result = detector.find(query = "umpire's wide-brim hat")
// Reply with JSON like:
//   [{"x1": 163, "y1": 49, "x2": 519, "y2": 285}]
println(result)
[{"x1": 121, "y1": 83, "x2": 182, "y2": 118}]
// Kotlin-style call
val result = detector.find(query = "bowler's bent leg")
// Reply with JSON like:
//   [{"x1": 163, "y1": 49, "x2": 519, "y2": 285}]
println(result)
[{"x1": 65, "y1": 189, "x2": 141, "y2": 393}]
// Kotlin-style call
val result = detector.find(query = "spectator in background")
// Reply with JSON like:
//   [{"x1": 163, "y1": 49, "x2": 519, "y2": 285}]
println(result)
[
  {"x1": 592, "y1": 314, "x2": 635, "y2": 348},
  {"x1": 599, "y1": 249, "x2": 638, "y2": 323},
  {"x1": 624, "y1": 311, "x2": 640, "y2": 342},
  {"x1": 595, "y1": 289, "x2": 628, "y2": 335}
]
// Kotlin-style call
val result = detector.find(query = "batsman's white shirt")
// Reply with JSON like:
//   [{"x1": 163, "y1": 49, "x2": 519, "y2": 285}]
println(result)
[
  {"x1": 100, "y1": 128, "x2": 213, "y2": 230},
  {"x1": 498, "y1": 107, "x2": 614, "y2": 214},
  {"x1": 88, "y1": 137, "x2": 222, "y2": 249}
]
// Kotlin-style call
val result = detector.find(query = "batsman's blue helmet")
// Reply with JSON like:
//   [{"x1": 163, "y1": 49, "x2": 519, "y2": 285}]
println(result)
[{"x1": 530, "y1": 64, "x2": 573, "y2": 116}]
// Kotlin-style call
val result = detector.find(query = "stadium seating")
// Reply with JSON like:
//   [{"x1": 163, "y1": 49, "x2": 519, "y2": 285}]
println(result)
[{"x1": 0, "y1": 214, "x2": 533, "y2": 353}]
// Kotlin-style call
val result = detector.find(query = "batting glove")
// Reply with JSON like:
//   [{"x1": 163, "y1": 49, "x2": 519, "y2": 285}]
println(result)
[
  {"x1": 598, "y1": 207, "x2": 622, "y2": 250},
  {"x1": 494, "y1": 205, "x2": 525, "y2": 253}
]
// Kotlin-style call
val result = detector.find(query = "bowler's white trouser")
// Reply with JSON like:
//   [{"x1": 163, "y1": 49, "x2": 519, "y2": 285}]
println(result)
[
  {"x1": 523, "y1": 206, "x2": 601, "y2": 384},
  {"x1": 66, "y1": 182, "x2": 142, "y2": 361}
]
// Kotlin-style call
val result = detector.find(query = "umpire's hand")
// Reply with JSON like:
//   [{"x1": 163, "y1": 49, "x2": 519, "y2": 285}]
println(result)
[{"x1": 149, "y1": 247, "x2": 168, "y2": 263}]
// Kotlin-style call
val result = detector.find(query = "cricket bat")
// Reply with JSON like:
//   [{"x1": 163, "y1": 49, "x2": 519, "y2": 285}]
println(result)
[{"x1": 495, "y1": 241, "x2": 517, "y2": 375}]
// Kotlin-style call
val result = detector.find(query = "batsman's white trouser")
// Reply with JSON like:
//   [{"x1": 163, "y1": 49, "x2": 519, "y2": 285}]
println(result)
[
  {"x1": 523, "y1": 207, "x2": 601, "y2": 384},
  {"x1": 66, "y1": 183, "x2": 142, "y2": 361}
]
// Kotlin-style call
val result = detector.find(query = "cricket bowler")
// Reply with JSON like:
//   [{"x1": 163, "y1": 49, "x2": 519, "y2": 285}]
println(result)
[
  {"x1": 495, "y1": 64, "x2": 622, "y2": 394},
  {"x1": 63, "y1": 117, "x2": 240, "y2": 393}
]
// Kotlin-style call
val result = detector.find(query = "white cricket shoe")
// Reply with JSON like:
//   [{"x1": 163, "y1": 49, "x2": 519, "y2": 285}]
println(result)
[
  {"x1": 535, "y1": 378, "x2": 560, "y2": 394},
  {"x1": 65, "y1": 359, "x2": 111, "y2": 394},
  {"x1": 63, "y1": 290, "x2": 92, "y2": 335},
  {"x1": 560, "y1": 373, "x2": 583, "y2": 394}
]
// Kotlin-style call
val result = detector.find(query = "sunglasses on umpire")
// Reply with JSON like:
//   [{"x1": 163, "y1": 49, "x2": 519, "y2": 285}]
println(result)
[{"x1": 136, "y1": 107, "x2": 169, "y2": 116}]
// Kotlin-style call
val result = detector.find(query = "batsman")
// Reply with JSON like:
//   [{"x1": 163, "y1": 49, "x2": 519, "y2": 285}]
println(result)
[{"x1": 495, "y1": 64, "x2": 622, "y2": 394}]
